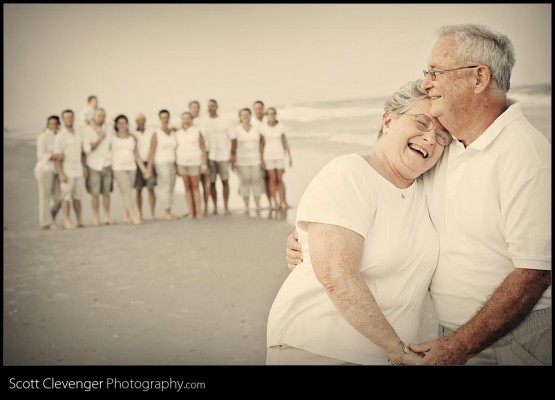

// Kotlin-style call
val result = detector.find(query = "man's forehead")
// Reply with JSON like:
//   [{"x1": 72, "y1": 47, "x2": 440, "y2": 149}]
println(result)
[{"x1": 428, "y1": 36, "x2": 458, "y2": 67}]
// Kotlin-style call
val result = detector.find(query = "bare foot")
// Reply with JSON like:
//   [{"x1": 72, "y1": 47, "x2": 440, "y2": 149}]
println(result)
[
  {"x1": 164, "y1": 213, "x2": 176, "y2": 221},
  {"x1": 49, "y1": 223, "x2": 60, "y2": 231},
  {"x1": 104, "y1": 218, "x2": 113, "y2": 225},
  {"x1": 224, "y1": 209, "x2": 231, "y2": 216},
  {"x1": 195, "y1": 213, "x2": 204, "y2": 220},
  {"x1": 92, "y1": 218, "x2": 100, "y2": 226},
  {"x1": 186, "y1": 214, "x2": 193, "y2": 220},
  {"x1": 64, "y1": 221, "x2": 75, "y2": 230},
  {"x1": 77, "y1": 221, "x2": 85, "y2": 228},
  {"x1": 212, "y1": 209, "x2": 218, "y2": 215},
  {"x1": 280, "y1": 203, "x2": 287, "y2": 210},
  {"x1": 203, "y1": 208, "x2": 208, "y2": 216}
]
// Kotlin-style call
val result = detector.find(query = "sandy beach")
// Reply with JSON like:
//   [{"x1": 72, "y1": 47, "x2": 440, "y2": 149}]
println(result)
[{"x1": 4, "y1": 96, "x2": 550, "y2": 365}]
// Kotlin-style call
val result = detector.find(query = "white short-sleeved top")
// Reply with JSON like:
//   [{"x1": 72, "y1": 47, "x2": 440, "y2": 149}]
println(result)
[
  {"x1": 82, "y1": 125, "x2": 112, "y2": 170},
  {"x1": 53, "y1": 128, "x2": 83, "y2": 178},
  {"x1": 423, "y1": 100, "x2": 551, "y2": 330},
  {"x1": 175, "y1": 126, "x2": 202, "y2": 166},
  {"x1": 132, "y1": 129, "x2": 154, "y2": 162},
  {"x1": 34, "y1": 129, "x2": 57, "y2": 175},
  {"x1": 79, "y1": 105, "x2": 95, "y2": 127},
  {"x1": 154, "y1": 128, "x2": 177, "y2": 164},
  {"x1": 203, "y1": 116, "x2": 232, "y2": 162},
  {"x1": 232, "y1": 124, "x2": 261, "y2": 167},
  {"x1": 110, "y1": 135, "x2": 137, "y2": 171},
  {"x1": 267, "y1": 154, "x2": 439, "y2": 365},
  {"x1": 260, "y1": 122, "x2": 286, "y2": 162}
]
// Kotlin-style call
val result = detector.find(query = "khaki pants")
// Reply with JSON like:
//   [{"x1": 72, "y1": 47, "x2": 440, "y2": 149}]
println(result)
[
  {"x1": 36, "y1": 169, "x2": 61, "y2": 228},
  {"x1": 266, "y1": 344, "x2": 357, "y2": 365},
  {"x1": 440, "y1": 308, "x2": 551, "y2": 365},
  {"x1": 155, "y1": 162, "x2": 176, "y2": 210}
]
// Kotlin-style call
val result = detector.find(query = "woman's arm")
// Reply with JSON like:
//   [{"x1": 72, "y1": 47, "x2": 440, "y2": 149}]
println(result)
[
  {"x1": 132, "y1": 136, "x2": 148, "y2": 177},
  {"x1": 308, "y1": 222, "x2": 419, "y2": 363},
  {"x1": 281, "y1": 134, "x2": 292, "y2": 167},
  {"x1": 199, "y1": 133, "x2": 208, "y2": 171},
  {"x1": 147, "y1": 133, "x2": 157, "y2": 173},
  {"x1": 259, "y1": 134, "x2": 265, "y2": 170}
]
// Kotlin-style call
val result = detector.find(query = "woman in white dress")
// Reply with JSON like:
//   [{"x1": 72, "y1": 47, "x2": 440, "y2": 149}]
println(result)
[
  {"x1": 260, "y1": 108, "x2": 292, "y2": 211},
  {"x1": 230, "y1": 108, "x2": 264, "y2": 212},
  {"x1": 147, "y1": 109, "x2": 178, "y2": 221},
  {"x1": 267, "y1": 80, "x2": 454, "y2": 365},
  {"x1": 111, "y1": 115, "x2": 149, "y2": 225},
  {"x1": 175, "y1": 112, "x2": 208, "y2": 219}
]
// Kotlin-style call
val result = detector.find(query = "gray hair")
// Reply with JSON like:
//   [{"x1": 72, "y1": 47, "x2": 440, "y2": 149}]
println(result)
[
  {"x1": 377, "y1": 79, "x2": 428, "y2": 140},
  {"x1": 437, "y1": 24, "x2": 515, "y2": 92}
]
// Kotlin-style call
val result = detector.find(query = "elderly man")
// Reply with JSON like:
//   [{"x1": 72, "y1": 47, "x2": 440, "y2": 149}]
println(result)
[{"x1": 285, "y1": 24, "x2": 551, "y2": 365}]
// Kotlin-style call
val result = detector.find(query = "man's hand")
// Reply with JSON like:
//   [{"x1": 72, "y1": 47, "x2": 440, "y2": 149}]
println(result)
[
  {"x1": 409, "y1": 335, "x2": 471, "y2": 365},
  {"x1": 60, "y1": 173, "x2": 68, "y2": 183},
  {"x1": 285, "y1": 230, "x2": 303, "y2": 270},
  {"x1": 143, "y1": 169, "x2": 152, "y2": 180}
]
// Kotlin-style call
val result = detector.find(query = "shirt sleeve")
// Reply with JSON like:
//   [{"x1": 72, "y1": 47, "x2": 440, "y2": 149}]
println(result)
[
  {"x1": 53, "y1": 134, "x2": 63, "y2": 155},
  {"x1": 503, "y1": 167, "x2": 551, "y2": 270},
  {"x1": 296, "y1": 155, "x2": 377, "y2": 239}
]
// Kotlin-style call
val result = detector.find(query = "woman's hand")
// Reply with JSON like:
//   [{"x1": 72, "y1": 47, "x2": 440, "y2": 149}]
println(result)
[
  {"x1": 285, "y1": 230, "x2": 303, "y2": 270},
  {"x1": 387, "y1": 343, "x2": 425, "y2": 365}
]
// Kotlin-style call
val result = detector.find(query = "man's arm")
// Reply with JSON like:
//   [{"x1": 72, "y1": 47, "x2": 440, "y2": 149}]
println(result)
[
  {"x1": 89, "y1": 128, "x2": 106, "y2": 151},
  {"x1": 230, "y1": 138, "x2": 237, "y2": 171},
  {"x1": 411, "y1": 268, "x2": 551, "y2": 364}
]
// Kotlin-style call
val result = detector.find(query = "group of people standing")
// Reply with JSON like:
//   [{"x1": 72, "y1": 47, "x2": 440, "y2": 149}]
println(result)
[{"x1": 34, "y1": 96, "x2": 293, "y2": 230}]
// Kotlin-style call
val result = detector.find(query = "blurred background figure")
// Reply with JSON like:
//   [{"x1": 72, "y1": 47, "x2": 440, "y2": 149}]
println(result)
[
  {"x1": 34, "y1": 115, "x2": 62, "y2": 230},
  {"x1": 251, "y1": 100, "x2": 271, "y2": 206},
  {"x1": 148, "y1": 109, "x2": 178, "y2": 221},
  {"x1": 79, "y1": 95, "x2": 98, "y2": 127},
  {"x1": 133, "y1": 113, "x2": 157, "y2": 220},
  {"x1": 82, "y1": 108, "x2": 113, "y2": 225},
  {"x1": 260, "y1": 107, "x2": 292, "y2": 211},
  {"x1": 204, "y1": 99, "x2": 233, "y2": 215},
  {"x1": 176, "y1": 112, "x2": 208, "y2": 219},
  {"x1": 189, "y1": 100, "x2": 210, "y2": 216},
  {"x1": 53, "y1": 109, "x2": 86, "y2": 229},
  {"x1": 111, "y1": 115, "x2": 147, "y2": 225},
  {"x1": 231, "y1": 108, "x2": 263, "y2": 213}
]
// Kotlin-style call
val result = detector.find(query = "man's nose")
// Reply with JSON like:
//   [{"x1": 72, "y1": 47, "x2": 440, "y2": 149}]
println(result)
[{"x1": 421, "y1": 75, "x2": 433, "y2": 91}]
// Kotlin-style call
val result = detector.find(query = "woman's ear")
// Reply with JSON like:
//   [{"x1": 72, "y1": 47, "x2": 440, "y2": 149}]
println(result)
[{"x1": 382, "y1": 111, "x2": 393, "y2": 135}]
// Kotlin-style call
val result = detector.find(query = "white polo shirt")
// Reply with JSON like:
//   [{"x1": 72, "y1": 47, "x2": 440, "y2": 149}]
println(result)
[
  {"x1": 132, "y1": 129, "x2": 154, "y2": 162},
  {"x1": 53, "y1": 128, "x2": 83, "y2": 178},
  {"x1": 82, "y1": 125, "x2": 112, "y2": 171},
  {"x1": 423, "y1": 100, "x2": 551, "y2": 330}
]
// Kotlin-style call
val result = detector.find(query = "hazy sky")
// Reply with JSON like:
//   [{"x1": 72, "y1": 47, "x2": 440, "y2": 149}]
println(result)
[{"x1": 4, "y1": 3, "x2": 551, "y2": 130}]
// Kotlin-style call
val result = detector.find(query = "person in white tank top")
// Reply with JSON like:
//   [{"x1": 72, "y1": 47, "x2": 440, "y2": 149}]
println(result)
[
  {"x1": 147, "y1": 109, "x2": 177, "y2": 221},
  {"x1": 111, "y1": 115, "x2": 149, "y2": 225},
  {"x1": 175, "y1": 112, "x2": 208, "y2": 219}
]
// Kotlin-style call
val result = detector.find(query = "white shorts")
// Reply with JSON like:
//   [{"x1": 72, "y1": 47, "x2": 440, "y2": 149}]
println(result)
[
  {"x1": 60, "y1": 176, "x2": 84, "y2": 201},
  {"x1": 265, "y1": 159, "x2": 285, "y2": 170}
]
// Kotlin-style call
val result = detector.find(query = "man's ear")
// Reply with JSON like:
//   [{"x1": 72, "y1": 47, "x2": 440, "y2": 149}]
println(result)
[{"x1": 474, "y1": 65, "x2": 492, "y2": 94}]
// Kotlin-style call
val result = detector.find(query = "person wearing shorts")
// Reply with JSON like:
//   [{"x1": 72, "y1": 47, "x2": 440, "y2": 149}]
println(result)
[
  {"x1": 231, "y1": 108, "x2": 263, "y2": 212},
  {"x1": 54, "y1": 109, "x2": 86, "y2": 229},
  {"x1": 175, "y1": 112, "x2": 208, "y2": 219},
  {"x1": 132, "y1": 113, "x2": 157, "y2": 220},
  {"x1": 260, "y1": 107, "x2": 292, "y2": 211},
  {"x1": 203, "y1": 99, "x2": 233, "y2": 215},
  {"x1": 82, "y1": 108, "x2": 113, "y2": 225}
]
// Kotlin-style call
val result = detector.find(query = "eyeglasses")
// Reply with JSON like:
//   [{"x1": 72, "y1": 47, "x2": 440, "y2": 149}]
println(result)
[
  {"x1": 401, "y1": 113, "x2": 453, "y2": 146},
  {"x1": 423, "y1": 65, "x2": 479, "y2": 81}
]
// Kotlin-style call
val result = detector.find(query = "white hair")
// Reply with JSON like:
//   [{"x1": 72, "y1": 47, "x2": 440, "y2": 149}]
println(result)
[
  {"x1": 437, "y1": 24, "x2": 516, "y2": 92},
  {"x1": 377, "y1": 79, "x2": 428, "y2": 140}
]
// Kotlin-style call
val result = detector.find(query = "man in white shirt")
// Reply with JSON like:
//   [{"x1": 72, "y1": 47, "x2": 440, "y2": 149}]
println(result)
[
  {"x1": 54, "y1": 109, "x2": 86, "y2": 229},
  {"x1": 82, "y1": 108, "x2": 113, "y2": 225},
  {"x1": 407, "y1": 24, "x2": 551, "y2": 365},
  {"x1": 251, "y1": 100, "x2": 272, "y2": 204},
  {"x1": 132, "y1": 113, "x2": 156, "y2": 220},
  {"x1": 189, "y1": 100, "x2": 210, "y2": 216},
  {"x1": 34, "y1": 115, "x2": 62, "y2": 230},
  {"x1": 79, "y1": 95, "x2": 98, "y2": 128},
  {"x1": 203, "y1": 99, "x2": 233, "y2": 215}
]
